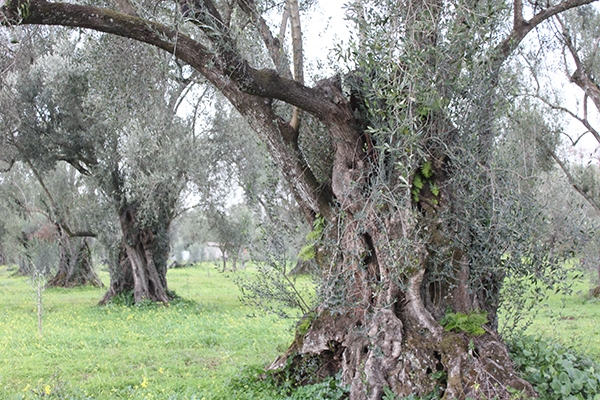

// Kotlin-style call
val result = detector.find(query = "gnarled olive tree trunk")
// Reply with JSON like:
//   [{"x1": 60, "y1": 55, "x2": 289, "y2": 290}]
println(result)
[
  {"x1": 47, "y1": 227, "x2": 103, "y2": 288},
  {"x1": 100, "y1": 205, "x2": 170, "y2": 304},
  {"x1": 266, "y1": 108, "x2": 534, "y2": 399}
]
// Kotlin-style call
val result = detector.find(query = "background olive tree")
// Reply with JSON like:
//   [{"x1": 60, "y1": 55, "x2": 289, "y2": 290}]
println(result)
[
  {"x1": 518, "y1": 5, "x2": 600, "y2": 294},
  {"x1": 0, "y1": 29, "x2": 209, "y2": 303}
]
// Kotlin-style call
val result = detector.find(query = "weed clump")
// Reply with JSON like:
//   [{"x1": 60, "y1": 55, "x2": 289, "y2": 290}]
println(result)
[
  {"x1": 228, "y1": 365, "x2": 349, "y2": 400},
  {"x1": 440, "y1": 310, "x2": 488, "y2": 336}
]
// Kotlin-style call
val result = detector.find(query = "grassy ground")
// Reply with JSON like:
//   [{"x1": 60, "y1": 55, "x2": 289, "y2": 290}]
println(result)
[
  {"x1": 520, "y1": 276, "x2": 600, "y2": 362},
  {"x1": 1, "y1": 263, "x2": 599, "y2": 399},
  {"x1": 0, "y1": 263, "x2": 296, "y2": 399}
]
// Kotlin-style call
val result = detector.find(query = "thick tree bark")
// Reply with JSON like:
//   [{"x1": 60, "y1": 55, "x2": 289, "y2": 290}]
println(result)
[
  {"x1": 99, "y1": 242, "x2": 135, "y2": 304},
  {"x1": 121, "y1": 206, "x2": 169, "y2": 303},
  {"x1": 100, "y1": 205, "x2": 170, "y2": 304},
  {"x1": 46, "y1": 232, "x2": 103, "y2": 288}
]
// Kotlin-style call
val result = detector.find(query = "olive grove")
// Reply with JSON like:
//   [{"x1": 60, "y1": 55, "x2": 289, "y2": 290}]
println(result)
[
  {"x1": 0, "y1": 28, "x2": 209, "y2": 302},
  {"x1": 520, "y1": 6, "x2": 600, "y2": 295},
  {"x1": 1, "y1": 0, "x2": 597, "y2": 398}
]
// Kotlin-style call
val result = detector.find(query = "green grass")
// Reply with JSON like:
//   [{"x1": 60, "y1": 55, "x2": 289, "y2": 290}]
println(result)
[
  {"x1": 520, "y1": 276, "x2": 600, "y2": 362},
  {"x1": 2, "y1": 263, "x2": 600, "y2": 399},
  {"x1": 0, "y1": 263, "x2": 296, "y2": 399}
]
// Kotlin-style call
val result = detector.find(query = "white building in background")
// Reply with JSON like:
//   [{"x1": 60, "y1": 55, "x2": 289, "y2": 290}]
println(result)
[{"x1": 204, "y1": 242, "x2": 224, "y2": 260}]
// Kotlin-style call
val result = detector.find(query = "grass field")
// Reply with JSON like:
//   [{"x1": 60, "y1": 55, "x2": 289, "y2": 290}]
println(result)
[
  {"x1": 0, "y1": 263, "x2": 298, "y2": 399},
  {"x1": 520, "y1": 277, "x2": 600, "y2": 362},
  {"x1": 1, "y1": 262, "x2": 599, "y2": 399}
]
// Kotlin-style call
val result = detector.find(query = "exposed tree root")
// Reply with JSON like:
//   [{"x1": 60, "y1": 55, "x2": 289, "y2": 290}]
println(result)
[{"x1": 269, "y1": 310, "x2": 536, "y2": 400}]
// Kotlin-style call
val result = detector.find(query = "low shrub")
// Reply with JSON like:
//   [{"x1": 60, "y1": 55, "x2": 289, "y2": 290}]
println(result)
[
  {"x1": 440, "y1": 310, "x2": 488, "y2": 335},
  {"x1": 508, "y1": 334, "x2": 600, "y2": 399}
]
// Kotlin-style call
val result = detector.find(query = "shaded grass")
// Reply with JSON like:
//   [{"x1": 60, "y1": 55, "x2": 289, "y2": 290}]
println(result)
[{"x1": 0, "y1": 263, "x2": 295, "y2": 399}]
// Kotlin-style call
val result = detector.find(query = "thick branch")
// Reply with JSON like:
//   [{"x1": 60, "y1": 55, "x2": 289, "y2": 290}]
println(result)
[
  {"x1": 2, "y1": 1, "x2": 348, "y2": 120},
  {"x1": 237, "y1": 0, "x2": 292, "y2": 79},
  {"x1": 562, "y1": 29, "x2": 600, "y2": 113},
  {"x1": 493, "y1": 0, "x2": 597, "y2": 72},
  {"x1": 514, "y1": 0, "x2": 525, "y2": 28}
]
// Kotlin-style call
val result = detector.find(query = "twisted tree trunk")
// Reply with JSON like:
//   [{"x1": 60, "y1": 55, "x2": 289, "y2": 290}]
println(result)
[
  {"x1": 267, "y1": 127, "x2": 535, "y2": 398},
  {"x1": 100, "y1": 205, "x2": 170, "y2": 304},
  {"x1": 47, "y1": 228, "x2": 103, "y2": 288}
]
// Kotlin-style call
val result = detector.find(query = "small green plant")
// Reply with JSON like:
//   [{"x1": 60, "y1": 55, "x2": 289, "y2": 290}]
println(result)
[
  {"x1": 18, "y1": 0, "x2": 31, "y2": 19},
  {"x1": 298, "y1": 215, "x2": 325, "y2": 261},
  {"x1": 440, "y1": 310, "x2": 488, "y2": 335},
  {"x1": 508, "y1": 334, "x2": 600, "y2": 399},
  {"x1": 383, "y1": 386, "x2": 398, "y2": 399},
  {"x1": 296, "y1": 312, "x2": 317, "y2": 336},
  {"x1": 104, "y1": 289, "x2": 136, "y2": 307},
  {"x1": 382, "y1": 385, "x2": 443, "y2": 400},
  {"x1": 411, "y1": 162, "x2": 439, "y2": 204}
]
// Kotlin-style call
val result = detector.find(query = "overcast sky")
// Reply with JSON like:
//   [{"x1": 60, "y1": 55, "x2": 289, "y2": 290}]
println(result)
[{"x1": 299, "y1": 0, "x2": 353, "y2": 80}]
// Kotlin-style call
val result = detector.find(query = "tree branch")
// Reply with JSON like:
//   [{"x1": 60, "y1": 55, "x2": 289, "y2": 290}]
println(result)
[
  {"x1": 514, "y1": 0, "x2": 525, "y2": 28},
  {"x1": 236, "y1": 0, "x2": 292, "y2": 79},
  {"x1": 288, "y1": 0, "x2": 304, "y2": 132},
  {"x1": 1, "y1": 0, "x2": 347, "y2": 120},
  {"x1": 559, "y1": 17, "x2": 600, "y2": 113},
  {"x1": 535, "y1": 94, "x2": 600, "y2": 145},
  {"x1": 545, "y1": 144, "x2": 600, "y2": 215},
  {"x1": 494, "y1": 0, "x2": 597, "y2": 71}
]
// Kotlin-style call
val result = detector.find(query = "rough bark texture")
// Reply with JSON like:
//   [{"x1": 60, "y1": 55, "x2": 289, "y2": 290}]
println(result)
[
  {"x1": 46, "y1": 234, "x2": 103, "y2": 288},
  {"x1": 100, "y1": 206, "x2": 170, "y2": 304},
  {"x1": 99, "y1": 242, "x2": 135, "y2": 304}
]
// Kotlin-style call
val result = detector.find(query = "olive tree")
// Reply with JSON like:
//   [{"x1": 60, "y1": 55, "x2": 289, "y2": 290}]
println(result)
[
  {"x1": 0, "y1": 28, "x2": 103, "y2": 286},
  {"x1": 1, "y1": 0, "x2": 597, "y2": 398},
  {"x1": 0, "y1": 29, "x2": 209, "y2": 303},
  {"x1": 521, "y1": 6, "x2": 600, "y2": 294}
]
